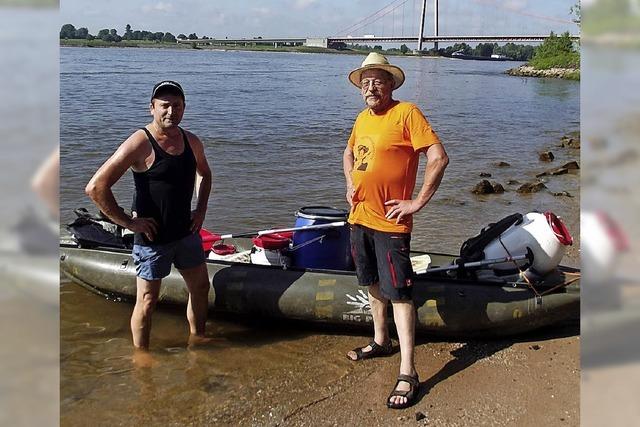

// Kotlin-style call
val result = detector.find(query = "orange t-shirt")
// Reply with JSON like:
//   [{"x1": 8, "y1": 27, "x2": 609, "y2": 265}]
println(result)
[{"x1": 347, "y1": 101, "x2": 441, "y2": 233}]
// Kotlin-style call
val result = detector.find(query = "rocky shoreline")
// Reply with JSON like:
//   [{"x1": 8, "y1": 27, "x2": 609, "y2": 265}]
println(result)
[
  {"x1": 471, "y1": 132, "x2": 580, "y2": 197},
  {"x1": 506, "y1": 65, "x2": 580, "y2": 80}
]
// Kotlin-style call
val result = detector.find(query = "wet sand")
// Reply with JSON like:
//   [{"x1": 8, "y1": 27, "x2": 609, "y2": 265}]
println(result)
[
  {"x1": 187, "y1": 325, "x2": 580, "y2": 426},
  {"x1": 60, "y1": 304, "x2": 579, "y2": 427}
]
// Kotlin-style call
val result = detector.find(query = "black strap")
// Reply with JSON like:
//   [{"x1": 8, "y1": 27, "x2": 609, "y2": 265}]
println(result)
[{"x1": 459, "y1": 213, "x2": 523, "y2": 263}]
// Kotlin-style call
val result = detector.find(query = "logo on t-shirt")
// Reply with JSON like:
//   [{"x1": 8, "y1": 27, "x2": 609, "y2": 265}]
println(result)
[{"x1": 354, "y1": 136, "x2": 376, "y2": 172}]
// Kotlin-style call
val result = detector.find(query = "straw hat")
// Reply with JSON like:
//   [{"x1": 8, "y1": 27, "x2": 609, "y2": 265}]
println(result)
[{"x1": 348, "y1": 52, "x2": 405, "y2": 90}]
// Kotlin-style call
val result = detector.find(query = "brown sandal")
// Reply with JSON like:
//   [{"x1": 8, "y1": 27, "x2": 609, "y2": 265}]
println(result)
[
  {"x1": 347, "y1": 340, "x2": 393, "y2": 361},
  {"x1": 387, "y1": 374, "x2": 420, "y2": 409}
]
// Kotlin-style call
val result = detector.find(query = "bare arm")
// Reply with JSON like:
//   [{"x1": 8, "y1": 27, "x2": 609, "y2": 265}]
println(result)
[
  {"x1": 343, "y1": 146, "x2": 355, "y2": 207},
  {"x1": 385, "y1": 143, "x2": 449, "y2": 223},
  {"x1": 186, "y1": 131, "x2": 212, "y2": 232},
  {"x1": 85, "y1": 131, "x2": 158, "y2": 239}
]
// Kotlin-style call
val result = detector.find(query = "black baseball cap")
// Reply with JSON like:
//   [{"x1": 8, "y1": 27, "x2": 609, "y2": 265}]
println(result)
[{"x1": 151, "y1": 80, "x2": 185, "y2": 101}]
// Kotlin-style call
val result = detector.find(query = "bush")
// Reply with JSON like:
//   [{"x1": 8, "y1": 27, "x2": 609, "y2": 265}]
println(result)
[{"x1": 529, "y1": 32, "x2": 580, "y2": 69}]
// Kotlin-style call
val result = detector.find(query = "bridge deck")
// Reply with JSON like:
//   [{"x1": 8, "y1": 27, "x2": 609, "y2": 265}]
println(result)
[{"x1": 178, "y1": 34, "x2": 579, "y2": 46}]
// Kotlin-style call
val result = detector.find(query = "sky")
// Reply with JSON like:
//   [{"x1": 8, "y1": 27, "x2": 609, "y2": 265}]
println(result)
[{"x1": 59, "y1": 0, "x2": 579, "y2": 39}]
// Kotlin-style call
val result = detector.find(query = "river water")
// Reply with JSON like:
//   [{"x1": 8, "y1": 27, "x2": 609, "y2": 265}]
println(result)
[{"x1": 60, "y1": 47, "x2": 579, "y2": 425}]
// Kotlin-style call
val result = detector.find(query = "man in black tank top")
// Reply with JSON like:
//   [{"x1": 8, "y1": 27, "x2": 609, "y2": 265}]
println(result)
[{"x1": 86, "y1": 81, "x2": 213, "y2": 351}]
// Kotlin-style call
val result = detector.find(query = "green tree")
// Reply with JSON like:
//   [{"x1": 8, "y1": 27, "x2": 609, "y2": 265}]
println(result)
[
  {"x1": 177, "y1": 34, "x2": 187, "y2": 40},
  {"x1": 188, "y1": 33, "x2": 198, "y2": 40},
  {"x1": 124, "y1": 24, "x2": 133, "y2": 40},
  {"x1": 97, "y1": 29, "x2": 110, "y2": 40},
  {"x1": 400, "y1": 44, "x2": 409, "y2": 54},
  {"x1": 162, "y1": 32, "x2": 176, "y2": 43},
  {"x1": 476, "y1": 42, "x2": 494, "y2": 57},
  {"x1": 60, "y1": 24, "x2": 76, "y2": 39},
  {"x1": 75, "y1": 27, "x2": 89, "y2": 39},
  {"x1": 445, "y1": 43, "x2": 472, "y2": 56},
  {"x1": 530, "y1": 32, "x2": 579, "y2": 69}
]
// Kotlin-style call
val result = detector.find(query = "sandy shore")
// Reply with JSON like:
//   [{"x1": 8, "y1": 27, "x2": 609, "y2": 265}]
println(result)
[
  {"x1": 290, "y1": 333, "x2": 579, "y2": 426},
  {"x1": 171, "y1": 320, "x2": 580, "y2": 427}
]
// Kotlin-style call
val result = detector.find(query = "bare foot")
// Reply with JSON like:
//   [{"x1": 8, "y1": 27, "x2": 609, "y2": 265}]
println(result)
[
  {"x1": 389, "y1": 380, "x2": 411, "y2": 406},
  {"x1": 187, "y1": 334, "x2": 217, "y2": 348},
  {"x1": 132, "y1": 349, "x2": 158, "y2": 368},
  {"x1": 387, "y1": 372, "x2": 419, "y2": 408},
  {"x1": 346, "y1": 344, "x2": 374, "y2": 361},
  {"x1": 346, "y1": 340, "x2": 392, "y2": 361}
]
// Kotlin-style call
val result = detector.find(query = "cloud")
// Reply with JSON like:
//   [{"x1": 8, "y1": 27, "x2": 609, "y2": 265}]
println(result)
[
  {"x1": 251, "y1": 7, "x2": 272, "y2": 17},
  {"x1": 209, "y1": 12, "x2": 226, "y2": 26},
  {"x1": 503, "y1": 0, "x2": 528, "y2": 11},
  {"x1": 293, "y1": 0, "x2": 318, "y2": 10},
  {"x1": 142, "y1": 2, "x2": 174, "y2": 13}
]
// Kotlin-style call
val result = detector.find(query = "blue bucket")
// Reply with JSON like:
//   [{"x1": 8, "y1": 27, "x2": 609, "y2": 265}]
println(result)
[{"x1": 290, "y1": 206, "x2": 353, "y2": 271}]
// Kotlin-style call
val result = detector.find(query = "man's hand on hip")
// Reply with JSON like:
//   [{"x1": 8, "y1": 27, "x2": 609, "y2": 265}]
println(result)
[
  {"x1": 126, "y1": 217, "x2": 159, "y2": 241},
  {"x1": 384, "y1": 199, "x2": 420, "y2": 224}
]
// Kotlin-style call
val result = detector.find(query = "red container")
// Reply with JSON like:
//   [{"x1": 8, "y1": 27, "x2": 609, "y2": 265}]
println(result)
[
  {"x1": 252, "y1": 232, "x2": 292, "y2": 250},
  {"x1": 212, "y1": 243, "x2": 236, "y2": 255}
]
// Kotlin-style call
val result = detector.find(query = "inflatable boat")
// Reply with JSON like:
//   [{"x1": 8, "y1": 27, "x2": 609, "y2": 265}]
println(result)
[{"x1": 60, "y1": 207, "x2": 580, "y2": 337}]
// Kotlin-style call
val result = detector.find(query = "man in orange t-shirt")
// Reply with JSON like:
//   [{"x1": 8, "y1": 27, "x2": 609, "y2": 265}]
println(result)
[{"x1": 343, "y1": 53, "x2": 449, "y2": 409}]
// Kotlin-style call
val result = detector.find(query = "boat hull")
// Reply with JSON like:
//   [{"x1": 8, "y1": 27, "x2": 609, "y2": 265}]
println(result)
[{"x1": 60, "y1": 244, "x2": 579, "y2": 337}]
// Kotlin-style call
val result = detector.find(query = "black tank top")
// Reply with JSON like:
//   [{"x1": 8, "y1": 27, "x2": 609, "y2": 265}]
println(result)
[{"x1": 132, "y1": 127, "x2": 196, "y2": 245}]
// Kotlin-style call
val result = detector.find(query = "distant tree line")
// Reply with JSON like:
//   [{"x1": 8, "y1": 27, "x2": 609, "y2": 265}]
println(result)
[
  {"x1": 60, "y1": 24, "x2": 210, "y2": 43},
  {"x1": 437, "y1": 42, "x2": 536, "y2": 60},
  {"x1": 337, "y1": 40, "x2": 536, "y2": 60}
]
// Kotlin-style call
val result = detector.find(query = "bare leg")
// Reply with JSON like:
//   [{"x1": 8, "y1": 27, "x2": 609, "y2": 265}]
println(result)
[
  {"x1": 178, "y1": 263, "x2": 210, "y2": 337},
  {"x1": 369, "y1": 283, "x2": 390, "y2": 346},
  {"x1": 347, "y1": 283, "x2": 390, "y2": 359},
  {"x1": 131, "y1": 277, "x2": 161, "y2": 349},
  {"x1": 388, "y1": 300, "x2": 417, "y2": 406}
]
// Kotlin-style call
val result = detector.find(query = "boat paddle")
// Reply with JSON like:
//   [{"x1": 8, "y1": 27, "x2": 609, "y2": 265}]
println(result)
[
  {"x1": 414, "y1": 254, "x2": 530, "y2": 275},
  {"x1": 219, "y1": 221, "x2": 347, "y2": 240}
]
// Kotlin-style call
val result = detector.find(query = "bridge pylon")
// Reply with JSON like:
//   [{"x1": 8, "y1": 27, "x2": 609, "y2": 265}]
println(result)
[
  {"x1": 417, "y1": 0, "x2": 427, "y2": 52},
  {"x1": 434, "y1": 0, "x2": 439, "y2": 51}
]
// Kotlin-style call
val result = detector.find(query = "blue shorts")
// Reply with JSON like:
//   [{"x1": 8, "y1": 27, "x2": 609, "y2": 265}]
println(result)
[
  {"x1": 132, "y1": 233, "x2": 205, "y2": 280},
  {"x1": 350, "y1": 224, "x2": 413, "y2": 302}
]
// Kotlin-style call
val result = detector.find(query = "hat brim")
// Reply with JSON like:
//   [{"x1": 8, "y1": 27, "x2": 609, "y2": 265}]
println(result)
[{"x1": 348, "y1": 64, "x2": 405, "y2": 90}]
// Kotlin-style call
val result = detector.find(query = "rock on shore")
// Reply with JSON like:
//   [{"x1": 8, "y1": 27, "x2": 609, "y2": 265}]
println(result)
[{"x1": 506, "y1": 65, "x2": 579, "y2": 79}]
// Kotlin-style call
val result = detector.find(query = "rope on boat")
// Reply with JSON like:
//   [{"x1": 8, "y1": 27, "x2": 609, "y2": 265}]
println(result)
[
  {"x1": 497, "y1": 235, "x2": 581, "y2": 298},
  {"x1": 498, "y1": 235, "x2": 543, "y2": 301},
  {"x1": 540, "y1": 272, "x2": 581, "y2": 296}
]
